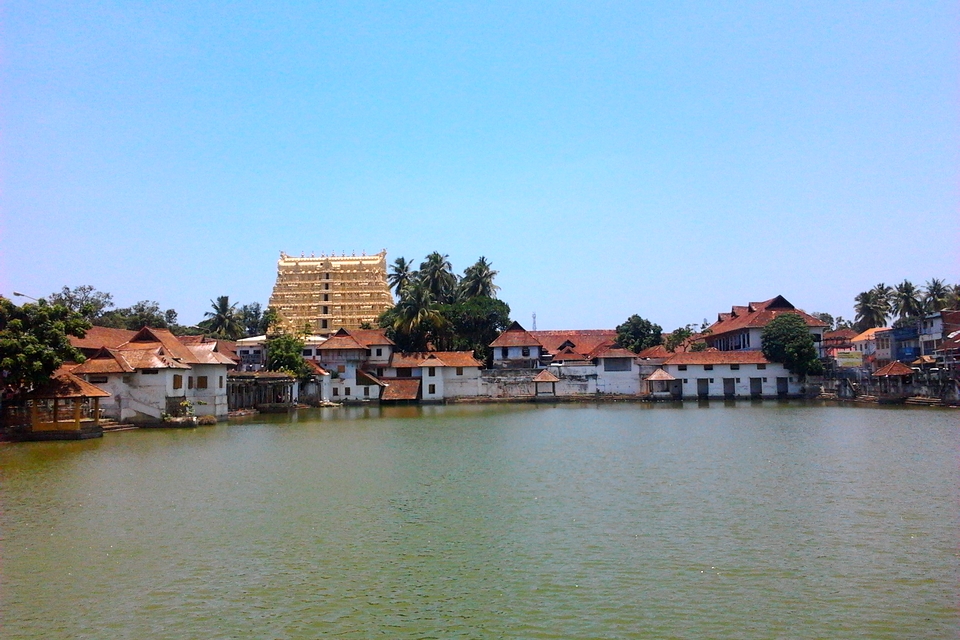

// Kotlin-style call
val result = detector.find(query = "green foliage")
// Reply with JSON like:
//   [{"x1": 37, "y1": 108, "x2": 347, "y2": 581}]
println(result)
[
  {"x1": 265, "y1": 333, "x2": 312, "y2": 379},
  {"x1": 689, "y1": 341, "x2": 708, "y2": 352},
  {"x1": 99, "y1": 300, "x2": 170, "y2": 330},
  {"x1": 615, "y1": 315, "x2": 663, "y2": 353},
  {"x1": 48, "y1": 285, "x2": 114, "y2": 322},
  {"x1": 0, "y1": 298, "x2": 90, "y2": 392},
  {"x1": 440, "y1": 296, "x2": 511, "y2": 365},
  {"x1": 665, "y1": 325, "x2": 693, "y2": 352},
  {"x1": 458, "y1": 257, "x2": 500, "y2": 299},
  {"x1": 761, "y1": 314, "x2": 823, "y2": 378},
  {"x1": 202, "y1": 296, "x2": 245, "y2": 340}
]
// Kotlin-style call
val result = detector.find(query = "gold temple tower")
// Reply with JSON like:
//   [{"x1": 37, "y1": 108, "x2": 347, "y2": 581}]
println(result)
[{"x1": 268, "y1": 250, "x2": 394, "y2": 335}]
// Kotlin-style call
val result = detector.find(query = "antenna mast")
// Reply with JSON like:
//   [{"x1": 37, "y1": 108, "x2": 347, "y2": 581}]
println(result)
[{"x1": 532, "y1": 312, "x2": 537, "y2": 331}]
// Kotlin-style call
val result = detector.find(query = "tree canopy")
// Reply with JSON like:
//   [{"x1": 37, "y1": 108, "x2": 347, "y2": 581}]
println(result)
[
  {"x1": 615, "y1": 315, "x2": 663, "y2": 353},
  {"x1": 265, "y1": 333, "x2": 312, "y2": 379},
  {"x1": 761, "y1": 314, "x2": 823, "y2": 378},
  {"x1": 0, "y1": 298, "x2": 90, "y2": 393}
]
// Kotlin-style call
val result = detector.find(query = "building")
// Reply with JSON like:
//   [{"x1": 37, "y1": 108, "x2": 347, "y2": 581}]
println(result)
[
  {"x1": 70, "y1": 327, "x2": 235, "y2": 424},
  {"x1": 380, "y1": 351, "x2": 485, "y2": 402},
  {"x1": 315, "y1": 328, "x2": 395, "y2": 402},
  {"x1": 268, "y1": 251, "x2": 394, "y2": 336},
  {"x1": 703, "y1": 295, "x2": 828, "y2": 352},
  {"x1": 659, "y1": 350, "x2": 803, "y2": 399}
]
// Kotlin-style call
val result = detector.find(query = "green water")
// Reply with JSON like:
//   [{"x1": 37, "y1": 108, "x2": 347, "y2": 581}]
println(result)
[{"x1": 2, "y1": 402, "x2": 957, "y2": 638}]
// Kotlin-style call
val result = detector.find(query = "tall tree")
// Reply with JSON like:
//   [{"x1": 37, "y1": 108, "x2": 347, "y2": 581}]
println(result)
[
  {"x1": 240, "y1": 302, "x2": 263, "y2": 337},
  {"x1": 761, "y1": 314, "x2": 823, "y2": 378},
  {"x1": 441, "y1": 296, "x2": 511, "y2": 364},
  {"x1": 854, "y1": 284, "x2": 891, "y2": 332},
  {"x1": 923, "y1": 278, "x2": 949, "y2": 312},
  {"x1": 615, "y1": 315, "x2": 663, "y2": 353},
  {"x1": 47, "y1": 285, "x2": 114, "y2": 322},
  {"x1": 0, "y1": 298, "x2": 90, "y2": 393},
  {"x1": 419, "y1": 252, "x2": 458, "y2": 304},
  {"x1": 459, "y1": 257, "x2": 500, "y2": 299},
  {"x1": 388, "y1": 257, "x2": 416, "y2": 299},
  {"x1": 665, "y1": 325, "x2": 694, "y2": 352},
  {"x1": 99, "y1": 300, "x2": 170, "y2": 330},
  {"x1": 380, "y1": 281, "x2": 448, "y2": 352},
  {"x1": 891, "y1": 280, "x2": 923, "y2": 321},
  {"x1": 265, "y1": 333, "x2": 311, "y2": 379},
  {"x1": 203, "y1": 296, "x2": 245, "y2": 340}
]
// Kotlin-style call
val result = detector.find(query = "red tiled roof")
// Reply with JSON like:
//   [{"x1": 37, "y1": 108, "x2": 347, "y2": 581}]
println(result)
[
  {"x1": 705, "y1": 296, "x2": 828, "y2": 339},
  {"x1": 349, "y1": 329, "x2": 395, "y2": 347},
  {"x1": 389, "y1": 351, "x2": 483, "y2": 368},
  {"x1": 187, "y1": 342, "x2": 238, "y2": 365},
  {"x1": 304, "y1": 360, "x2": 329, "y2": 376},
  {"x1": 25, "y1": 372, "x2": 111, "y2": 399},
  {"x1": 587, "y1": 344, "x2": 636, "y2": 359},
  {"x1": 530, "y1": 330, "x2": 617, "y2": 356},
  {"x1": 533, "y1": 370, "x2": 560, "y2": 383},
  {"x1": 124, "y1": 327, "x2": 203, "y2": 364},
  {"x1": 71, "y1": 348, "x2": 136, "y2": 375},
  {"x1": 317, "y1": 330, "x2": 368, "y2": 351},
  {"x1": 636, "y1": 345, "x2": 671, "y2": 359},
  {"x1": 873, "y1": 361, "x2": 914, "y2": 377},
  {"x1": 70, "y1": 326, "x2": 137, "y2": 351},
  {"x1": 381, "y1": 378, "x2": 421, "y2": 401},
  {"x1": 663, "y1": 351, "x2": 770, "y2": 366},
  {"x1": 646, "y1": 368, "x2": 676, "y2": 381},
  {"x1": 851, "y1": 327, "x2": 888, "y2": 342},
  {"x1": 490, "y1": 322, "x2": 542, "y2": 348}
]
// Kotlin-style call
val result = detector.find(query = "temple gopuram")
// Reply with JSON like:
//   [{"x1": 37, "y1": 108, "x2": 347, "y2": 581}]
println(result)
[{"x1": 268, "y1": 250, "x2": 394, "y2": 336}]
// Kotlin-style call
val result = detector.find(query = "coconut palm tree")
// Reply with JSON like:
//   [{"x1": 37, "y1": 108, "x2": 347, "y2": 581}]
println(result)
[
  {"x1": 387, "y1": 257, "x2": 416, "y2": 299},
  {"x1": 204, "y1": 296, "x2": 245, "y2": 339},
  {"x1": 391, "y1": 281, "x2": 448, "y2": 351},
  {"x1": 854, "y1": 286, "x2": 890, "y2": 332},
  {"x1": 892, "y1": 280, "x2": 923, "y2": 321},
  {"x1": 923, "y1": 278, "x2": 949, "y2": 312},
  {"x1": 459, "y1": 256, "x2": 500, "y2": 299},
  {"x1": 419, "y1": 252, "x2": 458, "y2": 304}
]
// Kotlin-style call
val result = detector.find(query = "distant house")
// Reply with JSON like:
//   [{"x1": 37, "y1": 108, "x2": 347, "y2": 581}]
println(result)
[
  {"x1": 315, "y1": 328, "x2": 395, "y2": 402},
  {"x1": 380, "y1": 351, "x2": 484, "y2": 402},
  {"x1": 851, "y1": 327, "x2": 889, "y2": 371},
  {"x1": 70, "y1": 327, "x2": 235, "y2": 423},
  {"x1": 703, "y1": 295, "x2": 828, "y2": 352},
  {"x1": 661, "y1": 350, "x2": 802, "y2": 399},
  {"x1": 490, "y1": 322, "x2": 544, "y2": 368}
]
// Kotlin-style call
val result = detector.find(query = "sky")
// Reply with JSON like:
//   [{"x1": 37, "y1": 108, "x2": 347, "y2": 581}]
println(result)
[{"x1": 2, "y1": 1, "x2": 957, "y2": 331}]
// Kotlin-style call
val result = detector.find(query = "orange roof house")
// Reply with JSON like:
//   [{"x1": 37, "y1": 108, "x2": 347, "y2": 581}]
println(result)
[{"x1": 703, "y1": 295, "x2": 828, "y2": 352}]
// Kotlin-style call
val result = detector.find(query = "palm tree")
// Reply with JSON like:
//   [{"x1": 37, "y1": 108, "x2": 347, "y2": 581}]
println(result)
[
  {"x1": 419, "y1": 252, "x2": 458, "y2": 304},
  {"x1": 945, "y1": 284, "x2": 960, "y2": 310},
  {"x1": 854, "y1": 286, "x2": 890, "y2": 332},
  {"x1": 892, "y1": 280, "x2": 923, "y2": 321},
  {"x1": 923, "y1": 278, "x2": 948, "y2": 312},
  {"x1": 392, "y1": 281, "x2": 447, "y2": 351},
  {"x1": 459, "y1": 256, "x2": 500, "y2": 299},
  {"x1": 204, "y1": 296, "x2": 245, "y2": 339},
  {"x1": 387, "y1": 257, "x2": 416, "y2": 299}
]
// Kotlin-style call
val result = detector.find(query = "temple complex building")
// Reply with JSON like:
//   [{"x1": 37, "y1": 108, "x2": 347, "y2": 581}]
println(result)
[{"x1": 268, "y1": 251, "x2": 394, "y2": 335}]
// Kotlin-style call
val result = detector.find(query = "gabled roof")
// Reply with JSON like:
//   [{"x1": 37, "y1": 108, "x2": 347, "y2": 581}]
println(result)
[
  {"x1": 316, "y1": 328, "x2": 368, "y2": 351},
  {"x1": 124, "y1": 327, "x2": 203, "y2": 364},
  {"x1": 304, "y1": 360, "x2": 329, "y2": 376},
  {"x1": 187, "y1": 342, "x2": 238, "y2": 365},
  {"x1": 663, "y1": 351, "x2": 770, "y2": 366},
  {"x1": 71, "y1": 347, "x2": 136, "y2": 375},
  {"x1": 533, "y1": 369, "x2": 560, "y2": 383},
  {"x1": 356, "y1": 369, "x2": 386, "y2": 387},
  {"x1": 350, "y1": 329, "x2": 395, "y2": 347},
  {"x1": 873, "y1": 361, "x2": 914, "y2": 377},
  {"x1": 25, "y1": 372, "x2": 111, "y2": 399},
  {"x1": 646, "y1": 368, "x2": 676, "y2": 381},
  {"x1": 705, "y1": 296, "x2": 828, "y2": 338},
  {"x1": 636, "y1": 344, "x2": 672, "y2": 359},
  {"x1": 490, "y1": 321, "x2": 542, "y2": 348},
  {"x1": 587, "y1": 344, "x2": 636, "y2": 359},
  {"x1": 530, "y1": 330, "x2": 617, "y2": 357}
]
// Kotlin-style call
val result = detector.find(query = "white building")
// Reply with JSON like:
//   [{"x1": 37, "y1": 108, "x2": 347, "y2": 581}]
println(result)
[
  {"x1": 659, "y1": 350, "x2": 803, "y2": 399},
  {"x1": 71, "y1": 327, "x2": 236, "y2": 423}
]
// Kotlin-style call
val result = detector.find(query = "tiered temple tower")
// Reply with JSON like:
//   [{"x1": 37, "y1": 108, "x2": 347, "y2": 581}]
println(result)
[{"x1": 268, "y1": 250, "x2": 394, "y2": 335}]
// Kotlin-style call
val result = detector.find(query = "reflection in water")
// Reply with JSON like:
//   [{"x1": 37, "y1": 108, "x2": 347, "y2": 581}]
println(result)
[{"x1": 1, "y1": 402, "x2": 957, "y2": 638}]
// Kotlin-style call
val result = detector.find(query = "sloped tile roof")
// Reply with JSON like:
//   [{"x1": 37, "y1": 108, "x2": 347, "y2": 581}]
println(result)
[
  {"x1": 305, "y1": 360, "x2": 329, "y2": 375},
  {"x1": 646, "y1": 368, "x2": 676, "y2": 381},
  {"x1": 636, "y1": 345, "x2": 672, "y2": 359},
  {"x1": 26, "y1": 372, "x2": 110, "y2": 399},
  {"x1": 663, "y1": 351, "x2": 770, "y2": 366},
  {"x1": 350, "y1": 329, "x2": 395, "y2": 347},
  {"x1": 389, "y1": 351, "x2": 483, "y2": 368},
  {"x1": 533, "y1": 369, "x2": 560, "y2": 383},
  {"x1": 187, "y1": 342, "x2": 238, "y2": 365},
  {"x1": 490, "y1": 321, "x2": 542, "y2": 348},
  {"x1": 587, "y1": 344, "x2": 636, "y2": 359},
  {"x1": 125, "y1": 327, "x2": 203, "y2": 364},
  {"x1": 851, "y1": 327, "x2": 888, "y2": 342},
  {"x1": 705, "y1": 295, "x2": 828, "y2": 339},
  {"x1": 317, "y1": 331, "x2": 368, "y2": 351},
  {"x1": 71, "y1": 348, "x2": 136, "y2": 375},
  {"x1": 530, "y1": 330, "x2": 617, "y2": 356},
  {"x1": 70, "y1": 326, "x2": 137, "y2": 351},
  {"x1": 381, "y1": 378, "x2": 421, "y2": 401},
  {"x1": 873, "y1": 361, "x2": 914, "y2": 377}
]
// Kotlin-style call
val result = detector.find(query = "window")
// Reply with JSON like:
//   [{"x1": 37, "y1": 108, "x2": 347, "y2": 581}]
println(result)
[
  {"x1": 376, "y1": 348, "x2": 382, "y2": 356},
  {"x1": 337, "y1": 365, "x2": 345, "y2": 373},
  {"x1": 325, "y1": 272, "x2": 330, "y2": 279},
  {"x1": 344, "y1": 387, "x2": 351, "y2": 396},
  {"x1": 704, "y1": 364, "x2": 714, "y2": 371},
  {"x1": 323, "y1": 294, "x2": 329, "y2": 301},
  {"x1": 456, "y1": 367, "x2": 464, "y2": 376},
  {"x1": 603, "y1": 358, "x2": 631, "y2": 372},
  {"x1": 397, "y1": 367, "x2": 412, "y2": 378},
  {"x1": 173, "y1": 374, "x2": 183, "y2": 389},
  {"x1": 333, "y1": 388, "x2": 339, "y2": 396},
  {"x1": 757, "y1": 363, "x2": 766, "y2": 370},
  {"x1": 363, "y1": 387, "x2": 370, "y2": 396},
  {"x1": 428, "y1": 367, "x2": 436, "y2": 377},
  {"x1": 678, "y1": 364, "x2": 687, "y2": 371},
  {"x1": 683, "y1": 379, "x2": 688, "y2": 384},
  {"x1": 730, "y1": 364, "x2": 740, "y2": 370},
  {"x1": 142, "y1": 369, "x2": 159, "y2": 375},
  {"x1": 428, "y1": 384, "x2": 436, "y2": 394},
  {"x1": 322, "y1": 306, "x2": 328, "y2": 315},
  {"x1": 188, "y1": 376, "x2": 194, "y2": 389},
  {"x1": 197, "y1": 376, "x2": 208, "y2": 389},
  {"x1": 90, "y1": 376, "x2": 108, "y2": 384},
  {"x1": 501, "y1": 348, "x2": 508, "y2": 358},
  {"x1": 710, "y1": 378, "x2": 714, "y2": 383},
  {"x1": 521, "y1": 347, "x2": 530, "y2": 357},
  {"x1": 219, "y1": 376, "x2": 224, "y2": 389},
  {"x1": 303, "y1": 349, "x2": 312, "y2": 356},
  {"x1": 377, "y1": 368, "x2": 384, "y2": 377},
  {"x1": 321, "y1": 320, "x2": 328, "y2": 329}
]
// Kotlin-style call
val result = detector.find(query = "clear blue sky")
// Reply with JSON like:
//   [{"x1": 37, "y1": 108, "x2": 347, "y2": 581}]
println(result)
[{"x1": 2, "y1": 1, "x2": 957, "y2": 330}]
